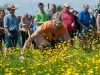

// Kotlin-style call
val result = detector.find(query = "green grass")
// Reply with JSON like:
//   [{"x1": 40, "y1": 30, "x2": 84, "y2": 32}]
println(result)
[{"x1": 1, "y1": 38, "x2": 100, "y2": 75}]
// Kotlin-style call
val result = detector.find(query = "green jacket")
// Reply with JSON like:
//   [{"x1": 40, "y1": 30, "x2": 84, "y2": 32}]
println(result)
[{"x1": 91, "y1": 15, "x2": 97, "y2": 28}]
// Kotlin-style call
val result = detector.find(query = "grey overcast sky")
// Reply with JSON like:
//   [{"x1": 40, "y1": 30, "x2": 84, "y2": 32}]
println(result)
[{"x1": 0, "y1": 0, "x2": 100, "y2": 16}]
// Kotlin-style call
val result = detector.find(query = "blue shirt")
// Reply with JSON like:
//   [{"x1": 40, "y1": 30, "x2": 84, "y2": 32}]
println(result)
[
  {"x1": 32, "y1": 23, "x2": 36, "y2": 31},
  {"x1": 78, "y1": 10, "x2": 91, "y2": 25},
  {"x1": 4, "y1": 14, "x2": 18, "y2": 31}
]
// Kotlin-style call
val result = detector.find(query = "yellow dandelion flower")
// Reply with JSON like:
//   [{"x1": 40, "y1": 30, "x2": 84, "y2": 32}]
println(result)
[
  {"x1": 6, "y1": 64, "x2": 10, "y2": 66},
  {"x1": 0, "y1": 60, "x2": 2, "y2": 63},
  {"x1": 22, "y1": 70, "x2": 26, "y2": 73},
  {"x1": 94, "y1": 66, "x2": 98, "y2": 70},
  {"x1": 0, "y1": 64, "x2": 2, "y2": 66},
  {"x1": 4, "y1": 68, "x2": 9, "y2": 72},
  {"x1": 8, "y1": 72, "x2": 13, "y2": 75},
  {"x1": 46, "y1": 73, "x2": 50, "y2": 75},
  {"x1": 87, "y1": 69, "x2": 94, "y2": 74},
  {"x1": 74, "y1": 73, "x2": 79, "y2": 75},
  {"x1": 33, "y1": 73, "x2": 36, "y2": 75}
]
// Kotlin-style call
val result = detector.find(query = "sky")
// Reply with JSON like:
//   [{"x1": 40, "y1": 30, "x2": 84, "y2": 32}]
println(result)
[{"x1": 0, "y1": 0, "x2": 100, "y2": 16}]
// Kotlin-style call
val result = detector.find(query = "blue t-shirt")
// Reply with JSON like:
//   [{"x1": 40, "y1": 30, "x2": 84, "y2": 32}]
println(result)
[{"x1": 78, "y1": 10, "x2": 91, "y2": 25}]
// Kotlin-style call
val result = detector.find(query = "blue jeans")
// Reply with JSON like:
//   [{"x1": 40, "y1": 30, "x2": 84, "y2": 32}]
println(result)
[{"x1": 5, "y1": 30, "x2": 18, "y2": 48}]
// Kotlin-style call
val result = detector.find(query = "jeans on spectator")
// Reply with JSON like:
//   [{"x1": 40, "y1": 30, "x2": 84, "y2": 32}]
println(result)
[
  {"x1": 5, "y1": 30, "x2": 18, "y2": 48},
  {"x1": 21, "y1": 31, "x2": 28, "y2": 47}
]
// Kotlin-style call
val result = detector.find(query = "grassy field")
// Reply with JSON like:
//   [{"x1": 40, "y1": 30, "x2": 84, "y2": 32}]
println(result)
[{"x1": 1, "y1": 36, "x2": 100, "y2": 75}]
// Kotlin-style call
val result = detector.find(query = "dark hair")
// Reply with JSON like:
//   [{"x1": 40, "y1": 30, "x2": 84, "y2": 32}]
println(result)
[
  {"x1": 38, "y1": 3, "x2": 44, "y2": 7},
  {"x1": 0, "y1": 10, "x2": 5, "y2": 14},
  {"x1": 51, "y1": 4, "x2": 56, "y2": 7},
  {"x1": 95, "y1": 9, "x2": 98, "y2": 12},
  {"x1": 74, "y1": 10, "x2": 78, "y2": 13}
]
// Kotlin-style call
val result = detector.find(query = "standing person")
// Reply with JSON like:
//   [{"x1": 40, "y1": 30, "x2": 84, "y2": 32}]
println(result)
[
  {"x1": 60, "y1": 3, "x2": 75, "y2": 46},
  {"x1": 0, "y1": 10, "x2": 5, "y2": 52},
  {"x1": 16, "y1": 15, "x2": 21, "y2": 25},
  {"x1": 36, "y1": 3, "x2": 49, "y2": 29},
  {"x1": 20, "y1": 12, "x2": 70, "y2": 56},
  {"x1": 78, "y1": 4, "x2": 94, "y2": 39},
  {"x1": 97, "y1": 9, "x2": 100, "y2": 33},
  {"x1": 91, "y1": 9, "x2": 98, "y2": 40},
  {"x1": 4, "y1": 4, "x2": 19, "y2": 54},
  {"x1": 77, "y1": 4, "x2": 95, "y2": 49},
  {"x1": 48, "y1": 4, "x2": 56, "y2": 20},
  {"x1": 73, "y1": 10, "x2": 81, "y2": 38},
  {"x1": 16, "y1": 15, "x2": 21, "y2": 46},
  {"x1": 90, "y1": 13, "x2": 93, "y2": 19},
  {"x1": 91, "y1": 9, "x2": 98, "y2": 29},
  {"x1": 34, "y1": 11, "x2": 38, "y2": 30},
  {"x1": 69, "y1": 8, "x2": 74, "y2": 14},
  {"x1": 24, "y1": 13, "x2": 28, "y2": 20},
  {"x1": 29, "y1": 17, "x2": 36, "y2": 33},
  {"x1": 24, "y1": 13, "x2": 31, "y2": 23},
  {"x1": 96, "y1": 9, "x2": 100, "y2": 44},
  {"x1": 28, "y1": 15, "x2": 32, "y2": 21},
  {"x1": 69, "y1": 8, "x2": 77, "y2": 36},
  {"x1": 73, "y1": 10, "x2": 79, "y2": 31},
  {"x1": 19, "y1": 15, "x2": 30, "y2": 47}
]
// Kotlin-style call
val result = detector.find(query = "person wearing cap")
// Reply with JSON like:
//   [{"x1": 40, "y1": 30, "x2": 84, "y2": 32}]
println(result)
[
  {"x1": 60, "y1": 3, "x2": 75, "y2": 46},
  {"x1": 20, "y1": 12, "x2": 70, "y2": 56},
  {"x1": 0, "y1": 10, "x2": 5, "y2": 53},
  {"x1": 4, "y1": 4, "x2": 19, "y2": 54}
]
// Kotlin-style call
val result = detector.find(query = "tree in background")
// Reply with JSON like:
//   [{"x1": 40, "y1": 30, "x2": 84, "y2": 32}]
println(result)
[
  {"x1": 0, "y1": 4, "x2": 9, "y2": 10},
  {"x1": 90, "y1": 1, "x2": 100, "y2": 13},
  {"x1": 94, "y1": 1, "x2": 100, "y2": 9},
  {"x1": 56, "y1": 5, "x2": 63, "y2": 12}
]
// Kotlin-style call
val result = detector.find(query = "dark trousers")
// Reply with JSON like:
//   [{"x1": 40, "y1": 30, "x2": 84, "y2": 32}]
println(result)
[
  {"x1": 21, "y1": 31, "x2": 28, "y2": 47},
  {"x1": 68, "y1": 30, "x2": 74, "y2": 45},
  {"x1": 0, "y1": 34, "x2": 5, "y2": 42}
]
